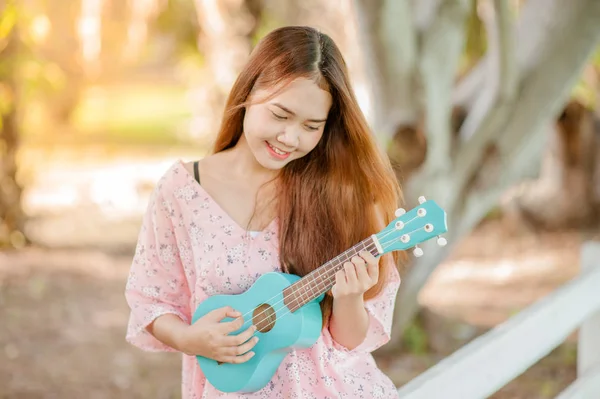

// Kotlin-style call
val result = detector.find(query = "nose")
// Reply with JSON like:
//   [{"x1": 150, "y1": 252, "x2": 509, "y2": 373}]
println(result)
[{"x1": 277, "y1": 128, "x2": 299, "y2": 149}]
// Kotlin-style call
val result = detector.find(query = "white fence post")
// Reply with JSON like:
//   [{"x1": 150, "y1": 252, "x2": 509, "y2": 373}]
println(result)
[
  {"x1": 555, "y1": 241, "x2": 600, "y2": 399},
  {"x1": 578, "y1": 241, "x2": 600, "y2": 375}
]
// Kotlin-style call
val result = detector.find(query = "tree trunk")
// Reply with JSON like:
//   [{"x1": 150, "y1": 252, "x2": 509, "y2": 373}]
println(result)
[
  {"x1": 378, "y1": 0, "x2": 600, "y2": 351},
  {"x1": 40, "y1": 0, "x2": 87, "y2": 126},
  {"x1": 413, "y1": 0, "x2": 470, "y2": 201},
  {"x1": 350, "y1": 0, "x2": 419, "y2": 141},
  {"x1": 190, "y1": 0, "x2": 263, "y2": 143},
  {"x1": 502, "y1": 100, "x2": 600, "y2": 231},
  {"x1": 350, "y1": 0, "x2": 469, "y2": 186},
  {"x1": 0, "y1": 22, "x2": 27, "y2": 249}
]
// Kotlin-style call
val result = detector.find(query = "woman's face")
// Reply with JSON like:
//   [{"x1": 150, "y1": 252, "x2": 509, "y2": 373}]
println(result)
[{"x1": 242, "y1": 77, "x2": 332, "y2": 170}]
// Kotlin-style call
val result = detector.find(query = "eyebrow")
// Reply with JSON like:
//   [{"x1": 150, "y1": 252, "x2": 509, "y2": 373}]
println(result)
[{"x1": 273, "y1": 103, "x2": 327, "y2": 123}]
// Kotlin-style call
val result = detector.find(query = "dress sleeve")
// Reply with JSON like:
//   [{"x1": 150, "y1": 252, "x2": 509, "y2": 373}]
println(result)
[
  {"x1": 124, "y1": 185, "x2": 192, "y2": 352},
  {"x1": 332, "y1": 257, "x2": 401, "y2": 354}
]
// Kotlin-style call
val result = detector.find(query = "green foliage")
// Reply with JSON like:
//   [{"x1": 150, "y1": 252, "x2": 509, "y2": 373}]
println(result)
[
  {"x1": 154, "y1": 0, "x2": 199, "y2": 56},
  {"x1": 591, "y1": 44, "x2": 600, "y2": 66},
  {"x1": 153, "y1": 0, "x2": 206, "y2": 85},
  {"x1": 251, "y1": 10, "x2": 284, "y2": 47},
  {"x1": 20, "y1": 59, "x2": 67, "y2": 97},
  {"x1": 571, "y1": 45, "x2": 600, "y2": 109},
  {"x1": 0, "y1": 1, "x2": 18, "y2": 130},
  {"x1": 483, "y1": 205, "x2": 503, "y2": 221},
  {"x1": 462, "y1": 0, "x2": 487, "y2": 73},
  {"x1": 539, "y1": 380, "x2": 559, "y2": 398},
  {"x1": 0, "y1": 2, "x2": 17, "y2": 39},
  {"x1": 559, "y1": 343, "x2": 577, "y2": 367},
  {"x1": 402, "y1": 317, "x2": 429, "y2": 354},
  {"x1": 0, "y1": 1, "x2": 65, "y2": 109}
]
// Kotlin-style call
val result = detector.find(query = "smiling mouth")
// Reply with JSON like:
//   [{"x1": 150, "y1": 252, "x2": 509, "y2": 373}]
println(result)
[{"x1": 266, "y1": 142, "x2": 292, "y2": 158}]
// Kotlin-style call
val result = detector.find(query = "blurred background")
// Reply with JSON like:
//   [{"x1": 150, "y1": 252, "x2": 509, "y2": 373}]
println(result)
[{"x1": 1, "y1": 0, "x2": 600, "y2": 398}]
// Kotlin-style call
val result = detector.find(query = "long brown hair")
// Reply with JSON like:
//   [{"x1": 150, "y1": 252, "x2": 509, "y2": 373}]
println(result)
[{"x1": 212, "y1": 26, "x2": 404, "y2": 326}]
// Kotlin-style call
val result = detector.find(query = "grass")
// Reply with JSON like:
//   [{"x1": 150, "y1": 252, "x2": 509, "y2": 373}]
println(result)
[
  {"x1": 22, "y1": 82, "x2": 196, "y2": 148},
  {"x1": 71, "y1": 83, "x2": 193, "y2": 145},
  {"x1": 15, "y1": 81, "x2": 209, "y2": 182}
]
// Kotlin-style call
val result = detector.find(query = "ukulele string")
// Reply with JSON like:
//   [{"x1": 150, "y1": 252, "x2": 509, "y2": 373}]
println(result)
[
  {"x1": 232, "y1": 231, "x2": 393, "y2": 332},
  {"x1": 233, "y1": 222, "x2": 424, "y2": 334},
  {"x1": 231, "y1": 239, "x2": 379, "y2": 331},
  {"x1": 234, "y1": 213, "x2": 424, "y2": 327},
  {"x1": 232, "y1": 219, "x2": 422, "y2": 331},
  {"x1": 246, "y1": 225, "x2": 427, "y2": 336},
  {"x1": 231, "y1": 217, "x2": 416, "y2": 328},
  {"x1": 233, "y1": 218, "x2": 424, "y2": 333}
]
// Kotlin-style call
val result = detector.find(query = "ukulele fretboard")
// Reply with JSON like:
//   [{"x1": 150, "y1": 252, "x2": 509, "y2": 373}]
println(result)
[{"x1": 282, "y1": 236, "x2": 380, "y2": 312}]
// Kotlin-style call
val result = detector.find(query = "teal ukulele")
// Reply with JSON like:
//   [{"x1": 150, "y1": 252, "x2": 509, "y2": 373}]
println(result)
[{"x1": 191, "y1": 196, "x2": 448, "y2": 393}]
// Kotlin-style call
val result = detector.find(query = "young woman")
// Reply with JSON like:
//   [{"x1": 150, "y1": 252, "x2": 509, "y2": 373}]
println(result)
[{"x1": 125, "y1": 25, "x2": 404, "y2": 398}]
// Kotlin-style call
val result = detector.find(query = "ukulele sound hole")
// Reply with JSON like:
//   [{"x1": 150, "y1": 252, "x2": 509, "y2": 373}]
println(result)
[{"x1": 252, "y1": 304, "x2": 276, "y2": 333}]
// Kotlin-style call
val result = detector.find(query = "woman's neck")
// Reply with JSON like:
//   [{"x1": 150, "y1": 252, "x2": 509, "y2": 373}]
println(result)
[{"x1": 225, "y1": 135, "x2": 278, "y2": 184}]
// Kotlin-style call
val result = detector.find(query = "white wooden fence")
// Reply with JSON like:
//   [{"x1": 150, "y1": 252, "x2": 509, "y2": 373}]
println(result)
[{"x1": 396, "y1": 241, "x2": 600, "y2": 399}]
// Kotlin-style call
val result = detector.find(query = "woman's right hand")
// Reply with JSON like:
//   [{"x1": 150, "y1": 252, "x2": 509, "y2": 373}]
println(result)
[{"x1": 179, "y1": 306, "x2": 259, "y2": 363}]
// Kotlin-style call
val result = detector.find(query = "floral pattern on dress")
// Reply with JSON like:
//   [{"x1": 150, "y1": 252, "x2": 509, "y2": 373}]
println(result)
[{"x1": 125, "y1": 160, "x2": 401, "y2": 398}]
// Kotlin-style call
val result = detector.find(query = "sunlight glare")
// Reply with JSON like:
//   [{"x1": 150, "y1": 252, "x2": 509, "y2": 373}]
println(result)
[
  {"x1": 77, "y1": 0, "x2": 103, "y2": 64},
  {"x1": 30, "y1": 14, "x2": 51, "y2": 44}
]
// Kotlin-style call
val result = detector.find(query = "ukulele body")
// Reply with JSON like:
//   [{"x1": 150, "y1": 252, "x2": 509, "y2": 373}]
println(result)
[{"x1": 191, "y1": 272, "x2": 324, "y2": 393}]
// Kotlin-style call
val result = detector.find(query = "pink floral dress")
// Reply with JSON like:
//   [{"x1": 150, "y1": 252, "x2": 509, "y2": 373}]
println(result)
[{"x1": 125, "y1": 160, "x2": 401, "y2": 398}]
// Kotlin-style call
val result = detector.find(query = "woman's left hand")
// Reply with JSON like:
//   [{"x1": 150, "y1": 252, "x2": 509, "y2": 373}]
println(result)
[{"x1": 332, "y1": 251, "x2": 379, "y2": 300}]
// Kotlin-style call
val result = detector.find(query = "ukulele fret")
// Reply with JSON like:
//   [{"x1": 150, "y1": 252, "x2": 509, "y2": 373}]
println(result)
[{"x1": 284, "y1": 236, "x2": 379, "y2": 312}]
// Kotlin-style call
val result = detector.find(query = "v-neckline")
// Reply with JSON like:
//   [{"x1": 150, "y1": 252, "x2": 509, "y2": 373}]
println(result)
[{"x1": 176, "y1": 159, "x2": 278, "y2": 238}]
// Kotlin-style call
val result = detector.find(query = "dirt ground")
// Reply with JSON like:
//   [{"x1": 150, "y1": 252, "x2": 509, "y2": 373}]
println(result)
[
  {"x1": 0, "y1": 248, "x2": 182, "y2": 398},
  {"x1": 0, "y1": 151, "x2": 596, "y2": 398}
]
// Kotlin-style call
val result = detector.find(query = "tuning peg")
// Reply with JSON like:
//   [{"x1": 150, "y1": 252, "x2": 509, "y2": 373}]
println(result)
[
  {"x1": 437, "y1": 236, "x2": 447, "y2": 247},
  {"x1": 395, "y1": 208, "x2": 406, "y2": 217},
  {"x1": 418, "y1": 196, "x2": 426, "y2": 204},
  {"x1": 413, "y1": 246, "x2": 423, "y2": 257}
]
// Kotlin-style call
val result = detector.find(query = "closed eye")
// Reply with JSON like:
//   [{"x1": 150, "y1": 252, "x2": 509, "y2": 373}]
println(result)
[
  {"x1": 271, "y1": 111, "x2": 287, "y2": 120},
  {"x1": 305, "y1": 125, "x2": 320, "y2": 131}
]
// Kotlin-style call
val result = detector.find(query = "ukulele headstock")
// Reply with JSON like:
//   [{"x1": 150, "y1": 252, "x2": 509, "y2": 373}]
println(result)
[{"x1": 374, "y1": 196, "x2": 448, "y2": 257}]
